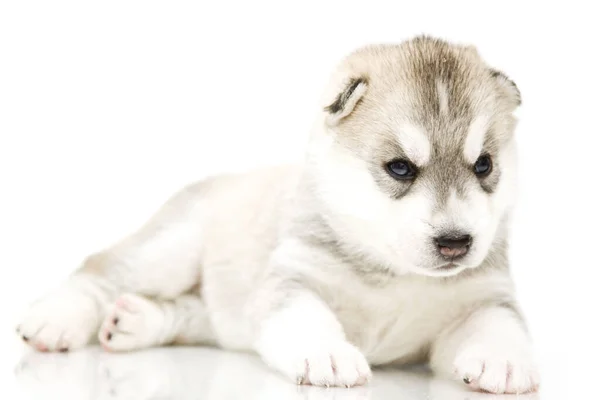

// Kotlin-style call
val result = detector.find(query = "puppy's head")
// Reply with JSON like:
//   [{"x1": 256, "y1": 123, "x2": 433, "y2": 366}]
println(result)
[{"x1": 309, "y1": 36, "x2": 520, "y2": 277}]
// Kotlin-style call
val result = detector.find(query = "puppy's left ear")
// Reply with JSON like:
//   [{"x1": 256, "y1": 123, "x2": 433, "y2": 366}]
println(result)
[
  {"x1": 490, "y1": 69, "x2": 521, "y2": 109},
  {"x1": 324, "y1": 77, "x2": 368, "y2": 126}
]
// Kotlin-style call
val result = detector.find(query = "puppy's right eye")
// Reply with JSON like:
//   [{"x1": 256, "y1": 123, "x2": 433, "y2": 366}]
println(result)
[
  {"x1": 385, "y1": 159, "x2": 417, "y2": 180},
  {"x1": 473, "y1": 154, "x2": 493, "y2": 177}
]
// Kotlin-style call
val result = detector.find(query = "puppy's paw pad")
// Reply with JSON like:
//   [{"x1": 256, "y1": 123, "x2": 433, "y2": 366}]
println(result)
[
  {"x1": 16, "y1": 291, "x2": 97, "y2": 352},
  {"x1": 99, "y1": 293, "x2": 165, "y2": 352},
  {"x1": 454, "y1": 344, "x2": 540, "y2": 394}
]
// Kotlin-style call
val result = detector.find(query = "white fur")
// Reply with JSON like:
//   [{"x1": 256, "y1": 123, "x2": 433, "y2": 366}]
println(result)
[
  {"x1": 431, "y1": 307, "x2": 539, "y2": 394},
  {"x1": 396, "y1": 124, "x2": 431, "y2": 166},
  {"x1": 436, "y1": 79, "x2": 449, "y2": 116},
  {"x1": 98, "y1": 293, "x2": 214, "y2": 352},
  {"x1": 314, "y1": 143, "x2": 434, "y2": 275},
  {"x1": 463, "y1": 115, "x2": 491, "y2": 163},
  {"x1": 255, "y1": 291, "x2": 372, "y2": 387},
  {"x1": 17, "y1": 275, "x2": 109, "y2": 351}
]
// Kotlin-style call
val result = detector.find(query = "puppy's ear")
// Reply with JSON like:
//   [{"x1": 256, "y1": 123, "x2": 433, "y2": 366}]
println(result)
[
  {"x1": 324, "y1": 77, "x2": 368, "y2": 126},
  {"x1": 490, "y1": 69, "x2": 521, "y2": 109}
]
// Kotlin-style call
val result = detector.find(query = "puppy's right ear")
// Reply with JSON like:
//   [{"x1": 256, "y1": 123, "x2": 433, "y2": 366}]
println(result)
[{"x1": 324, "y1": 77, "x2": 368, "y2": 126}]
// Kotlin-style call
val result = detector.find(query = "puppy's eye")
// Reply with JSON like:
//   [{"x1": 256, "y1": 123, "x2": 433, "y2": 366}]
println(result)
[
  {"x1": 473, "y1": 154, "x2": 492, "y2": 177},
  {"x1": 385, "y1": 159, "x2": 417, "y2": 180}
]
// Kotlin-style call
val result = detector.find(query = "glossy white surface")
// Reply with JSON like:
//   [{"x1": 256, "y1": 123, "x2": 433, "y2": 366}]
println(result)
[{"x1": 7, "y1": 340, "x2": 576, "y2": 400}]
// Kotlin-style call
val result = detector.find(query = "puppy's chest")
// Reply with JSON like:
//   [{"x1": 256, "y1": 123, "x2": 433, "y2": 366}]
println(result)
[{"x1": 326, "y1": 279, "x2": 474, "y2": 366}]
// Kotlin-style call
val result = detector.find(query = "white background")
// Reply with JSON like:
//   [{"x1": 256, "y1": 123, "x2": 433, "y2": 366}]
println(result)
[{"x1": 1, "y1": 1, "x2": 598, "y2": 398}]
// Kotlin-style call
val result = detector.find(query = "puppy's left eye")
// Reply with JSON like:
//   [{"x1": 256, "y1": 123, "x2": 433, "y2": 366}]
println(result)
[
  {"x1": 473, "y1": 154, "x2": 492, "y2": 177},
  {"x1": 385, "y1": 159, "x2": 417, "y2": 180}
]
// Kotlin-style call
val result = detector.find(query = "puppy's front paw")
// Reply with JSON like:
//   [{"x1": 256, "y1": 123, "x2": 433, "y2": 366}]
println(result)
[
  {"x1": 267, "y1": 340, "x2": 372, "y2": 388},
  {"x1": 454, "y1": 342, "x2": 540, "y2": 394},
  {"x1": 16, "y1": 290, "x2": 98, "y2": 352}
]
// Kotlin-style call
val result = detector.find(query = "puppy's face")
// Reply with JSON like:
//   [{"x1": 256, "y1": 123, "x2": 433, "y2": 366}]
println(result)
[{"x1": 311, "y1": 37, "x2": 521, "y2": 277}]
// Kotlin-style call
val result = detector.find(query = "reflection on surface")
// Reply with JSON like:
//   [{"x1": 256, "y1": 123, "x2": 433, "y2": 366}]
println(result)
[{"x1": 14, "y1": 346, "x2": 539, "y2": 400}]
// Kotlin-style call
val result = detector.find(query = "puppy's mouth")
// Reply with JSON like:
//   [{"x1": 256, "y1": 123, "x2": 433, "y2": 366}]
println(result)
[
  {"x1": 421, "y1": 262, "x2": 468, "y2": 277},
  {"x1": 415, "y1": 254, "x2": 473, "y2": 277},
  {"x1": 436, "y1": 263, "x2": 461, "y2": 271}
]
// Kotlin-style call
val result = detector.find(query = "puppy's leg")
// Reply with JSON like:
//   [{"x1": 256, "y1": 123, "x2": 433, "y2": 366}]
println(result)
[
  {"x1": 98, "y1": 293, "x2": 215, "y2": 352},
  {"x1": 430, "y1": 305, "x2": 540, "y2": 394},
  {"x1": 254, "y1": 289, "x2": 372, "y2": 388},
  {"x1": 15, "y1": 266, "x2": 114, "y2": 352},
  {"x1": 16, "y1": 183, "x2": 208, "y2": 352}
]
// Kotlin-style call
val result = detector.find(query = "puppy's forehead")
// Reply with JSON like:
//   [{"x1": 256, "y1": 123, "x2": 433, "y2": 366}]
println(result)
[
  {"x1": 343, "y1": 38, "x2": 501, "y2": 163},
  {"x1": 402, "y1": 40, "x2": 481, "y2": 123},
  {"x1": 402, "y1": 42, "x2": 499, "y2": 163},
  {"x1": 396, "y1": 42, "x2": 495, "y2": 147}
]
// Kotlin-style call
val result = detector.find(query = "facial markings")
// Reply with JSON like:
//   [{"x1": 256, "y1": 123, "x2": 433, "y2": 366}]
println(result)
[
  {"x1": 395, "y1": 123, "x2": 431, "y2": 167},
  {"x1": 406, "y1": 37, "x2": 473, "y2": 125},
  {"x1": 368, "y1": 136, "x2": 416, "y2": 200},
  {"x1": 463, "y1": 115, "x2": 491, "y2": 164},
  {"x1": 436, "y1": 79, "x2": 449, "y2": 117}
]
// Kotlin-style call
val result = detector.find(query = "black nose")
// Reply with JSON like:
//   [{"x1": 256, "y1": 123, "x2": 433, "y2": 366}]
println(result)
[
  {"x1": 435, "y1": 234, "x2": 472, "y2": 259},
  {"x1": 436, "y1": 234, "x2": 472, "y2": 249}
]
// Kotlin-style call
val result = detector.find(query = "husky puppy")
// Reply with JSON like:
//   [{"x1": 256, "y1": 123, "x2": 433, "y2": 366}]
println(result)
[{"x1": 16, "y1": 36, "x2": 539, "y2": 394}]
